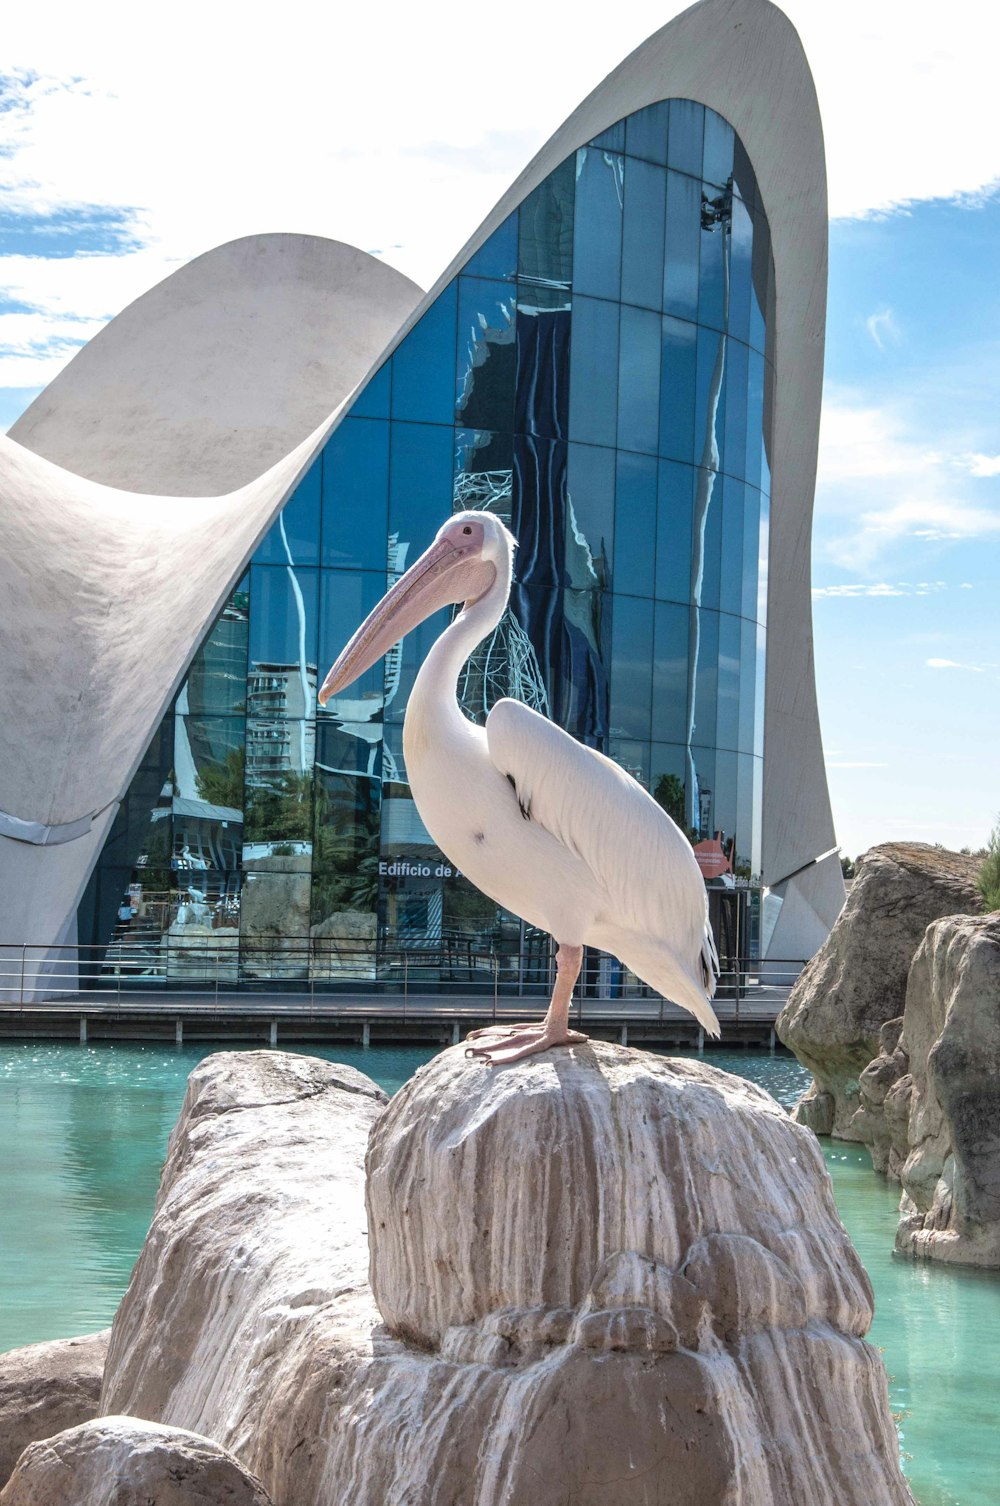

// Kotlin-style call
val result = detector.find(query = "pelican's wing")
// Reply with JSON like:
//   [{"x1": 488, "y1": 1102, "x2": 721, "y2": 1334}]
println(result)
[{"x1": 485, "y1": 697, "x2": 718, "y2": 999}]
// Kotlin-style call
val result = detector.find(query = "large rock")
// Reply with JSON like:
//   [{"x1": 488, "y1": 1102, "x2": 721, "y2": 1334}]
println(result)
[
  {"x1": 101, "y1": 1045, "x2": 913, "y2": 1505},
  {"x1": 895, "y1": 913, "x2": 1000, "y2": 1266},
  {"x1": 850, "y1": 1018, "x2": 912, "y2": 1177},
  {"x1": 0, "y1": 1416, "x2": 273, "y2": 1505},
  {"x1": 777, "y1": 843, "x2": 981, "y2": 1137},
  {"x1": 0, "y1": 1331, "x2": 109, "y2": 1489},
  {"x1": 100, "y1": 1051, "x2": 387, "y2": 1505}
]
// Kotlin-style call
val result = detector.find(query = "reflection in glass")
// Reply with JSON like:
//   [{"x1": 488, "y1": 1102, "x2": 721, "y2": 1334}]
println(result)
[
  {"x1": 663, "y1": 171, "x2": 700, "y2": 321},
  {"x1": 568, "y1": 296, "x2": 619, "y2": 450},
  {"x1": 703, "y1": 110, "x2": 734, "y2": 189},
  {"x1": 389, "y1": 422, "x2": 454, "y2": 552},
  {"x1": 511, "y1": 434, "x2": 566, "y2": 591},
  {"x1": 254, "y1": 459, "x2": 321, "y2": 566},
  {"x1": 185, "y1": 578, "x2": 248, "y2": 716},
  {"x1": 456, "y1": 278, "x2": 516, "y2": 432},
  {"x1": 244, "y1": 718, "x2": 314, "y2": 862},
  {"x1": 622, "y1": 157, "x2": 666, "y2": 312},
  {"x1": 618, "y1": 304, "x2": 661, "y2": 455},
  {"x1": 610, "y1": 594, "x2": 653, "y2": 741},
  {"x1": 656, "y1": 460, "x2": 694, "y2": 605},
  {"x1": 518, "y1": 157, "x2": 574, "y2": 293},
  {"x1": 660, "y1": 315, "x2": 697, "y2": 463},
  {"x1": 614, "y1": 451, "x2": 656, "y2": 597},
  {"x1": 651, "y1": 602, "x2": 689, "y2": 744},
  {"x1": 667, "y1": 99, "x2": 704, "y2": 177},
  {"x1": 321, "y1": 417, "x2": 389, "y2": 570},
  {"x1": 453, "y1": 429, "x2": 513, "y2": 518},
  {"x1": 465, "y1": 211, "x2": 518, "y2": 281},
  {"x1": 625, "y1": 101, "x2": 669, "y2": 166},
  {"x1": 391, "y1": 282, "x2": 457, "y2": 424},
  {"x1": 515, "y1": 291, "x2": 571, "y2": 440},
  {"x1": 248, "y1": 563, "x2": 318, "y2": 724},
  {"x1": 573, "y1": 148, "x2": 624, "y2": 301},
  {"x1": 567, "y1": 444, "x2": 614, "y2": 591}
]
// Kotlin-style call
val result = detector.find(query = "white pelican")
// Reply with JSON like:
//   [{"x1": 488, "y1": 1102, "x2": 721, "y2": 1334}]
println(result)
[{"x1": 318, "y1": 510, "x2": 720, "y2": 1063}]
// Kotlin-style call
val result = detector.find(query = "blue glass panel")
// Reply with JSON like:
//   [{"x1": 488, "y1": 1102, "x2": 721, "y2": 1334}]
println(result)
[
  {"x1": 389, "y1": 422, "x2": 454, "y2": 555},
  {"x1": 511, "y1": 434, "x2": 566, "y2": 589},
  {"x1": 567, "y1": 443, "x2": 614, "y2": 590},
  {"x1": 698, "y1": 187, "x2": 729, "y2": 332},
  {"x1": 740, "y1": 485, "x2": 761, "y2": 622},
  {"x1": 749, "y1": 204, "x2": 770, "y2": 353},
  {"x1": 254, "y1": 458, "x2": 321, "y2": 566},
  {"x1": 651, "y1": 600, "x2": 688, "y2": 744},
  {"x1": 703, "y1": 109, "x2": 734, "y2": 189},
  {"x1": 348, "y1": 360, "x2": 390, "y2": 419},
  {"x1": 390, "y1": 283, "x2": 457, "y2": 424},
  {"x1": 713, "y1": 748, "x2": 738, "y2": 847},
  {"x1": 243, "y1": 718, "x2": 314, "y2": 854},
  {"x1": 318, "y1": 569, "x2": 387, "y2": 716},
  {"x1": 385, "y1": 605, "x2": 452, "y2": 726},
  {"x1": 609, "y1": 738, "x2": 651, "y2": 788},
  {"x1": 728, "y1": 195, "x2": 754, "y2": 346},
  {"x1": 614, "y1": 451, "x2": 656, "y2": 597},
  {"x1": 464, "y1": 210, "x2": 518, "y2": 281},
  {"x1": 739, "y1": 615, "x2": 758, "y2": 755},
  {"x1": 694, "y1": 324, "x2": 727, "y2": 472},
  {"x1": 718, "y1": 478, "x2": 745, "y2": 619},
  {"x1": 591, "y1": 120, "x2": 625, "y2": 152},
  {"x1": 185, "y1": 577, "x2": 249, "y2": 716},
  {"x1": 568, "y1": 295, "x2": 619, "y2": 449},
  {"x1": 717, "y1": 611, "x2": 741, "y2": 751},
  {"x1": 656, "y1": 460, "x2": 695, "y2": 604},
  {"x1": 663, "y1": 171, "x2": 700, "y2": 321},
  {"x1": 519, "y1": 157, "x2": 574, "y2": 293},
  {"x1": 456, "y1": 277, "x2": 516, "y2": 432},
  {"x1": 659, "y1": 315, "x2": 696, "y2": 464},
  {"x1": 625, "y1": 101, "x2": 669, "y2": 165},
  {"x1": 622, "y1": 157, "x2": 666, "y2": 312},
  {"x1": 618, "y1": 304, "x2": 661, "y2": 455},
  {"x1": 573, "y1": 147, "x2": 623, "y2": 301},
  {"x1": 454, "y1": 428, "x2": 513, "y2": 516},
  {"x1": 248, "y1": 565, "x2": 319, "y2": 718},
  {"x1": 689, "y1": 743, "x2": 716, "y2": 839},
  {"x1": 649, "y1": 742, "x2": 688, "y2": 831},
  {"x1": 508, "y1": 581, "x2": 610, "y2": 746},
  {"x1": 609, "y1": 594, "x2": 653, "y2": 741},
  {"x1": 690, "y1": 606, "x2": 719, "y2": 750},
  {"x1": 667, "y1": 99, "x2": 704, "y2": 177},
  {"x1": 754, "y1": 623, "x2": 766, "y2": 757},
  {"x1": 761, "y1": 359, "x2": 773, "y2": 497},
  {"x1": 735, "y1": 752, "x2": 757, "y2": 875},
  {"x1": 321, "y1": 417, "x2": 389, "y2": 570},
  {"x1": 697, "y1": 462, "x2": 723, "y2": 614},
  {"x1": 515, "y1": 290, "x2": 570, "y2": 440},
  {"x1": 745, "y1": 350, "x2": 765, "y2": 491},
  {"x1": 722, "y1": 338, "x2": 748, "y2": 480},
  {"x1": 757, "y1": 490, "x2": 769, "y2": 627}
]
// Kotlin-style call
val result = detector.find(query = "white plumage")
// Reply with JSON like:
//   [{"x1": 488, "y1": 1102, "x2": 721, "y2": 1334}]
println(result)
[{"x1": 320, "y1": 509, "x2": 721, "y2": 1059}]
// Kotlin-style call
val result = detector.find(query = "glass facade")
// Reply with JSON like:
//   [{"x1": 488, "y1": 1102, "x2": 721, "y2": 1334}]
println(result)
[{"x1": 80, "y1": 99, "x2": 773, "y2": 988}]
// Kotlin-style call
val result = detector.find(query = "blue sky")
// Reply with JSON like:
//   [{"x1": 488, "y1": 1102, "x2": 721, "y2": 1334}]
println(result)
[{"x1": 1, "y1": 0, "x2": 997, "y2": 858}]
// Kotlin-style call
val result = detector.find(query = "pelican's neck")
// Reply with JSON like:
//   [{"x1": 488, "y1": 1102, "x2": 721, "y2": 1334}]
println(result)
[{"x1": 405, "y1": 556, "x2": 511, "y2": 755}]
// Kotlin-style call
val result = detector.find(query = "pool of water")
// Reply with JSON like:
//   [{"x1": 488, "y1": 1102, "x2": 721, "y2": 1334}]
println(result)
[{"x1": 1, "y1": 1040, "x2": 997, "y2": 1505}]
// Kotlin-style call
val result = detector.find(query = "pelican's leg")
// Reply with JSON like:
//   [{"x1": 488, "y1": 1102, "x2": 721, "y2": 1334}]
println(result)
[{"x1": 465, "y1": 943, "x2": 587, "y2": 1065}]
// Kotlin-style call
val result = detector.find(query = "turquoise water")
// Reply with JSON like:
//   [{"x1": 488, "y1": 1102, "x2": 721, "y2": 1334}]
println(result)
[{"x1": 1, "y1": 1041, "x2": 998, "y2": 1505}]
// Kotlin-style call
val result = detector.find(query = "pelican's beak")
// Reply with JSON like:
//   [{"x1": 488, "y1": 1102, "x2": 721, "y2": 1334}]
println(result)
[{"x1": 318, "y1": 533, "x2": 492, "y2": 705}]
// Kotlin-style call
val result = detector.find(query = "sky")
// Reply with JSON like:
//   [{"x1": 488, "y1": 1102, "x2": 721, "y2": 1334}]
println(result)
[{"x1": 1, "y1": 0, "x2": 998, "y2": 860}]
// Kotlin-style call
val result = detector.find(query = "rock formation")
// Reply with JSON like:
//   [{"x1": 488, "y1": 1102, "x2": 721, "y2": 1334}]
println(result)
[
  {"x1": 0, "y1": 1417, "x2": 274, "y2": 1505},
  {"x1": 0, "y1": 1330, "x2": 108, "y2": 1488},
  {"x1": 96, "y1": 1045, "x2": 914, "y2": 1504},
  {"x1": 777, "y1": 843, "x2": 981, "y2": 1137},
  {"x1": 851, "y1": 1018, "x2": 912, "y2": 1177},
  {"x1": 894, "y1": 913, "x2": 1000, "y2": 1266}
]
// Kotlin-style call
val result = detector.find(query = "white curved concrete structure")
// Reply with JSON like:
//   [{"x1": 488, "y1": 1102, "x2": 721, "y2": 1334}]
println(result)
[{"x1": 0, "y1": 0, "x2": 842, "y2": 986}]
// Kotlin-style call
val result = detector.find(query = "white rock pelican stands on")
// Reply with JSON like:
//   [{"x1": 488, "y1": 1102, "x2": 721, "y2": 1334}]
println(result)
[{"x1": 318, "y1": 511, "x2": 720, "y2": 1063}]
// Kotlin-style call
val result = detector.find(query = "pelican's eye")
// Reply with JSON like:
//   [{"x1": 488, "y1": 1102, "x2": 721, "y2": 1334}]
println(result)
[{"x1": 462, "y1": 525, "x2": 472, "y2": 535}]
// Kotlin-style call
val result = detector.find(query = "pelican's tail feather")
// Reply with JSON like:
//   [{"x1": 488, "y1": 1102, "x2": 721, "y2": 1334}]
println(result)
[{"x1": 609, "y1": 930, "x2": 722, "y2": 1038}]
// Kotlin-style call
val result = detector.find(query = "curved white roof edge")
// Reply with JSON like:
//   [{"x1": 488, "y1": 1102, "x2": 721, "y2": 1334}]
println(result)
[
  {"x1": 10, "y1": 233, "x2": 423, "y2": 496},
  {"x1": 0, "y1": 0, "x2": 843, "y2": 964}
]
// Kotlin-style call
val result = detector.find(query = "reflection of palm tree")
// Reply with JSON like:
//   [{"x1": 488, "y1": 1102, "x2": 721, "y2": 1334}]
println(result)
[
  {"x1": 686, "y1": 182, "x2": 732, "y2": 834},
  {"x1": 278, "y1": 512, "x2": 313, "y2": 773}
]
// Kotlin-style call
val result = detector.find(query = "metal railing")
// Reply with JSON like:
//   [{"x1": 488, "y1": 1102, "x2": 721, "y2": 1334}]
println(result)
[{"x1": 0, "y1": 937, "x2": 802, "y2": 1023}]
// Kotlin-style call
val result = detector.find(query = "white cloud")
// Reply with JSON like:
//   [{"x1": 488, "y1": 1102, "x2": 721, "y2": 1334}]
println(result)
[
  {"x1": 816, "y1": 397, "x2": 1000, "y2": 567},
  {"x1": 959, "y1": 453, "x2": 1000, "y2": 478},
  {"x1": 926, "y1": 658, "x2": 986, "y2": 672},
  {"x1": 812, "y1": 581, "x2": 948, "y2": 599},
  {"x1": 865, "y1": 308, "x2": 900, "y2": 350}
]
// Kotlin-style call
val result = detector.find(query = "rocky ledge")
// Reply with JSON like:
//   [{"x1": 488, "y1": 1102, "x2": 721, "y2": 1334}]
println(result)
[
  {"x1": 777, "y1": 843, "x2": 981, "y2": 1137},
  {"x1": 88, "y1": 1044, "x2": 913, "y2": 1504},
  {"x1": 0, "y1": 1330, "x2": 109, "y2": 1489}
]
